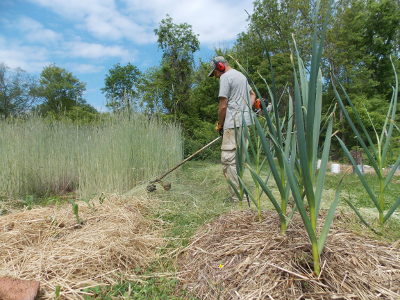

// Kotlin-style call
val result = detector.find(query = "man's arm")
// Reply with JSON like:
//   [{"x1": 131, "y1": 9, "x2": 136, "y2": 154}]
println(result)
[
  {"x1": 218, "y1": 97, "x2": 228, "y2": 129},
  {"x1": 250, "y1": 90, "x2": 256, "y2": 107}
]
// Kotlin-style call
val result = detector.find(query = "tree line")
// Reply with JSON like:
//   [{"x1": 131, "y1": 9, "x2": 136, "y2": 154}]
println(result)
[{"x1": 1, "y1": 0, "x2": 399, "y2": 159}]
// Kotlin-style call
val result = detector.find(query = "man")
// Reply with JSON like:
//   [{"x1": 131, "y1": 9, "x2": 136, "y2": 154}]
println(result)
[{"x1": 208, "y1": 56, "x2": 256, "y2": 202}]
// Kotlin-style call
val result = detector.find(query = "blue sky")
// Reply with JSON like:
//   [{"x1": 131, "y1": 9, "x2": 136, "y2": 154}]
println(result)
[{"x1": 0, "y1": 0, "x2": 254, "y2": 111}]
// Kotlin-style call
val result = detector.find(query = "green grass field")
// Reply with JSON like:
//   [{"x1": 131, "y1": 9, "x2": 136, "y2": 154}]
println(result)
[
  {"x1": 1, "y1": 159, "x2": 399, "y2": 299},
  {"x1": 77, "y1": 161, "x2": 400, "y2": 299}
]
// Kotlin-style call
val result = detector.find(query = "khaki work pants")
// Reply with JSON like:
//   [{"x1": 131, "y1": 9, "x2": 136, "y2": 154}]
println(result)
[{"x1": 221, "y1": 128, "x2": 245, "y2": 201}]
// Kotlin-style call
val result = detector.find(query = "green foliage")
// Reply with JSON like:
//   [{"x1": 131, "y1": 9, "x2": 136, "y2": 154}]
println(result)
[
  {"x1": 138, "y1": 67, "x2": 166, "y2": 114},
  {"x1": 333, "y1": 94, "x2": 393, "y2": 150},
  {"x1": 55, "y1": 285, "x2": 61, "y2": 300},
  {"x1": 0, "y1": 63, "x2": 38, "y2": 118},
  {"x1": 233, "y1": 0, "x2": 315, "y2": 112},
  {"x1": 69, "y1": 199, "x2": 82, "y2": 225},
  {"x1": 154, "y1": 15, "x2": 200, "y2": 118},
  {"x1": 32, "y1": 64, "x2": 87, "y2": 115},
  {"x1": 101, "y1": 63, "x2": 142, "y2": 111},
  {"x1": 63, "y1": 104, "x2": 99, "y2": 123},
  {"x1": 83, "y1": 277, "x2": 194, "y2": 300},
  {"x1": 325, "y1": 0, "x2": 378, "y2": 95},
  {"x1": 326, "y1": 0, "x2": 399, "y2": 96},
  {"x1": 364, "y1": 0, "x2": 400, "y2": 95}
]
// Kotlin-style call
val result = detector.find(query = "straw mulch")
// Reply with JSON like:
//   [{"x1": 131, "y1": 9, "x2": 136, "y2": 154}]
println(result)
[
  {"x1": 0, "y1": 194, "x2": 163, "y2": 299},
  {"x1": 179, "y1": 210, "x2": 400, "y2": 300}
]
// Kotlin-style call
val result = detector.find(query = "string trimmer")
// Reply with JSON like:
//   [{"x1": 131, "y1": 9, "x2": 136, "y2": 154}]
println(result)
[{"x1": 146, "y1": 136, "x2": 222, "y2": 192}]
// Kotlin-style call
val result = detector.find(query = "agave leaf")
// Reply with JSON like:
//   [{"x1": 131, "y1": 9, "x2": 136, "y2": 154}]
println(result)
[
  {"x1": 332, "y1": 81, "x2": 380, "y2": 176},
  {"x1": 333, "y1": 78, "x2": 377, "y2": 154},
  {"x1": 382, "y1": 57, "x2": 398, "y2": 163},
  {"x1": 257, "y1": 72, "x2": 283, "y2": 144},
  {"x1": 384, "y1": 155, "x2": 400, "y2": 190},
  {"x1": 284, "y1": 92, "x2": 294, "y2": 158},
  {"x1": 383, "y1": 196, "x2": 400, "y2": 223},
  {"x1": 283, "y1": 152, "x2": 318, "y2": 244},
  {"x1": 315, "y1": 118, "x2": 333, "y2": 215},
  {"x1": 312, "y1": 69, "x2": 323, "y2": 174},
  {"x1": 380, "y1": 92, "x2": 395, "y2": 162},
  {"x1": 361, "y1": 102, "x2": 380, "y2": 149},
  {"x1": 227, "y1": 179, "x2": 242, "y2": 202},
  {"x1": 292, "y1": 37, "x2": 308, "y2": 107},
  {"x1": 237, "y1": 176, "x2": 259, "y2": 207},
  {"x1": 293, "y1": 66, "x2": 315, "y2": 213},
  {"x1": 336, "y1": 137, "x2": 381, "y2": 211},
  {"x1": 253, "y1": 116, "x2": 285, "y2": 196},
  {"x1": 344, "y1": 197, "x2": 382, "y2": 236},
  {"x1": 318, "y1": 175, "x2": 343, "y2": 254},
  {"x1": 247, "y1": 165, "x2": 285, "y2": 221}
]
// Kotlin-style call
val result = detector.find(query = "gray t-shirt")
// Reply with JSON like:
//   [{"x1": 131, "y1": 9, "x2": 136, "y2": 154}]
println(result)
[{"x1": 218, "y1": 69, "x2": 253, "y2": 130}]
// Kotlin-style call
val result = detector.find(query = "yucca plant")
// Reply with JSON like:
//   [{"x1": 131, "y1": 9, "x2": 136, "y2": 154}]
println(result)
[
  {"x1": 231, "y1": 56, "x2": 297, "y2": 232},
  {"x1": 284, "y1": 49, "x2": 339, "y2": 276},
  {"x1": 237, "y1": 0, "x2": 340, "y2": 275},
  {"x1": 333, "y1": 56, "x2": 400, "y2": 228}
]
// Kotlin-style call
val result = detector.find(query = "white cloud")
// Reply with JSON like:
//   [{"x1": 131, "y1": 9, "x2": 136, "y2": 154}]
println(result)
[
  {"x1": 14, "y1": 17, "x2": 61, "y2": 44},
  {"x1": 0, "y1": 36, "x2": 50, "y2": 72},
  {"x1": 67, "y1": 63, "x2": 104, "y2": 74},
  {"x1": 64, "y1": 41, "x2": 132, "y2": 61},
  {"x1": 27, "y1": 0, "x2": 153, "y2": 43},
  {"x1": 123, "y1": 0, "x2": 253, "y2": 45},
  {"x1": 27, "y1": 0, "x2": 253, "y2": 45}
]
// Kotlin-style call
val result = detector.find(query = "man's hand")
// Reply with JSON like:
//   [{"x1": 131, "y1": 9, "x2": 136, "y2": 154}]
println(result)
[
  {"x1": 253, "y1": 98, "x2": 262, "y2": 110},
  {"x1": 215, "y1": 122, "x2": 223, "y2": 136}
]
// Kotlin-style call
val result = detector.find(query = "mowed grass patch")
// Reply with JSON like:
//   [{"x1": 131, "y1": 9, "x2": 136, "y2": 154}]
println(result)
[
  {"x1": 87, "y1": 161, "x2": 399, "y2": 299},
  {"x1": 83, "y1": 160, "x2": 236, "y2": 299}
]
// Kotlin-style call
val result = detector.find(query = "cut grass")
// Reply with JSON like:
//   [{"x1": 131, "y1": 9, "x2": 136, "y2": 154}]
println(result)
[
  {"x1": 83, "y1": 160, "x2": 235, "y2": 299},
  {"x1": 2, "y1": 161, "x2": 399, "y2": 298},
  {"x1": 84, "y1": 161, "x2": 400, "y2": 298}
]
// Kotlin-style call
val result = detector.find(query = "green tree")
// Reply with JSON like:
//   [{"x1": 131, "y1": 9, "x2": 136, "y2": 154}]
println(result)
[
  {"x1": 0, "y1": 63, "x2": 38, "y2": 118},
  {"x1": 324, "y1": 0, "x2": 399, "y2": 152},
  {"x1": 32, "y1": 64, "x2": 87, "y2": 115},
  {"x1": 138, "y1": 67, "x2": 167, "y2": 115},
  {"x1": 364, "y1": 0, "x2": 400, "y2": 95},
  {"x1": 325, "y1": 0, "x2": 399, "y2": 96},
  {"x1": 101, "y1": 63, "x2": 142, "y2": 111},
  {"x1": 233, "y1": 0, "x2": 315, "y2": 113},
  {"x1": 154, "y1": 15, "x2": 200, "y2": 119}
]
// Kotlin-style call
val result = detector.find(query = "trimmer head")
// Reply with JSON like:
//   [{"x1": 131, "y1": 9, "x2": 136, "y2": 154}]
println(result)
[
  {"x1": 146, "y1": 184, "x2": 157, "y2": 192},
  {"x1": 146, "y1": 181, "x2": 171, "y2": 192}
]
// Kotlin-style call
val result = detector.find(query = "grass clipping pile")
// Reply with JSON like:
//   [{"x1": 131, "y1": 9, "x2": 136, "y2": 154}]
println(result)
[
  {"x1": 179, "y1": 211, "x2": 400, "y2": 300},
  {"x1": 0, "y1": 194, "x2": 163, "y2": 299}
]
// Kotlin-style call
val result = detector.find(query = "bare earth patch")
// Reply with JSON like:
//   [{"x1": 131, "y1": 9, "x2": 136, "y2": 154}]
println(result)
[
  {"x1": 179, "y1": 211, "x2": 400, "y2": 300},
  {"x1": 0, "y1": 194, "x2": 163, "y2": 299}
]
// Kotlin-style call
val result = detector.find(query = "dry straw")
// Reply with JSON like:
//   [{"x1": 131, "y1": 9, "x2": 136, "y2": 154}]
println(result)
[
  {"x1": 179, "y1": 211, "x2": 400, "y2": 300},
  {"x1": 0, "y1": 194, "x2": 163, "y2": 299}
]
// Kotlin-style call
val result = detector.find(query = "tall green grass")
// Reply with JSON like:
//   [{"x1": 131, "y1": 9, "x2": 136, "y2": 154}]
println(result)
[{"x1": 0, "y1": 113, "x2": 182, "y2": 199}]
